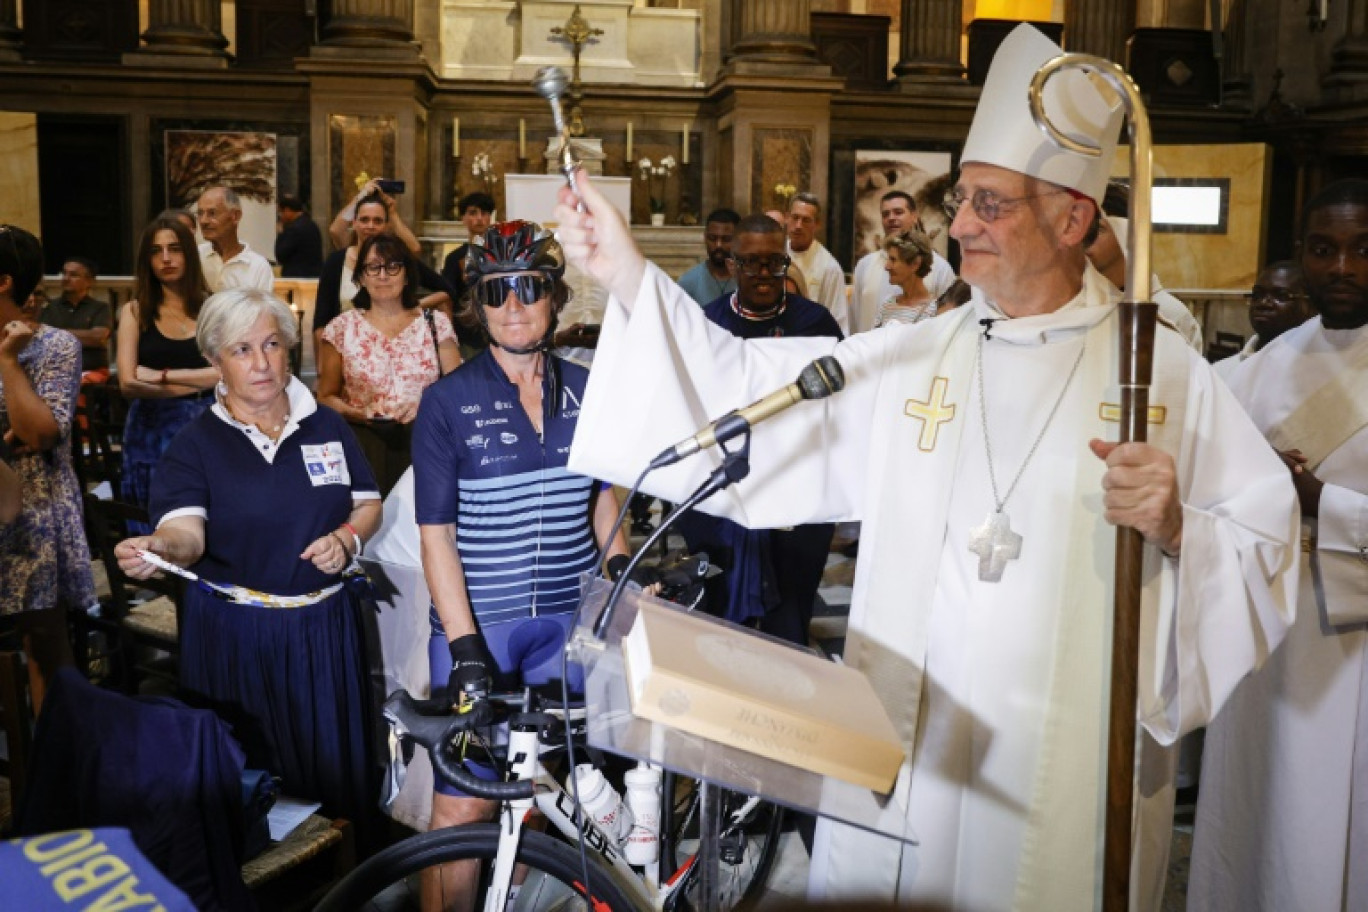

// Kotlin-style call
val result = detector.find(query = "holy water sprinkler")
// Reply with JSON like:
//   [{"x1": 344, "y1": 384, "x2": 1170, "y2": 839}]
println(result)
[{"x1": 532, "y1": 66, "x2": 585, "y2": 210}]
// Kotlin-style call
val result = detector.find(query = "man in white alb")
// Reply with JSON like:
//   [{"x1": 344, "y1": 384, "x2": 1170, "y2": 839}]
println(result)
[
  {"x1": 850, "y1": 189, "x2": 957, "y2": 334},
  {"x1": 1211, "y1": 259, "x2": 1314, "y2": 382},
  {"x1": 196, "y1": 186, "x2": 274, "y2": 293},
  {"x1": 785, "y1": 192, "x2": 849, "y2": 333},
  {"x1": 1188, "y1": 179, "x2": 1368, "y2": 912},
  {"x1": 556, "y1": 24, "x2": 1298, "y2": 912}
]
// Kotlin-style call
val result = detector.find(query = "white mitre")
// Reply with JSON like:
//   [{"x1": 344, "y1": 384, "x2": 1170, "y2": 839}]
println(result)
[{"x1": 962, "y1": 23, "x2": 1124, "y2": 204}]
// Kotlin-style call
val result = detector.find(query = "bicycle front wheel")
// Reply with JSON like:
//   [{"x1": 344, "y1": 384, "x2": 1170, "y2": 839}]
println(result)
[
  {"x1": 316, "y1": 822, "x2": 646, "y2": 912},
  {"x1": 659, "y1": 773, "x2": 786, "y2": 911}
]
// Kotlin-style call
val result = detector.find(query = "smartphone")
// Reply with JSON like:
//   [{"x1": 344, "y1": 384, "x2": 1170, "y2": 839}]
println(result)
[
  {"x1": 370, "y1": 416, "x2": 396, "y2": 425},
  {"x1": 376, "y1": 179, "x2": 406, "y2": 195}
]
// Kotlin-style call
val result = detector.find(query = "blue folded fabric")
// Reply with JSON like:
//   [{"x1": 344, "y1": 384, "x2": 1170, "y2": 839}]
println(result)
[{"x1": 0, "y1": 827, "x2": 196, "y2": 911}]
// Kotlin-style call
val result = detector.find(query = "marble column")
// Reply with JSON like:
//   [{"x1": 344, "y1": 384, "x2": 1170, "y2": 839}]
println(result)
[
  {"x1": 1221, "y1": 0, "x2": 1251, "y2": 109},
  {"x1": 1327, "y1": 0, "x2": 1368, "y2": 96},
  {"x1": 137, "y1": 0, "x2": 230, "y2": 58},
  {"x1": 0, "y1": 0, "x2": 20, "y2": 62},
  {"x1": 1064, "y1": 0, "x2": 1135, "y2": 64},
  {"x1": 894, "y1": 0, "x2": 966, "y2": 84},
  {"x1": 728, "y1": 0, "x2": 819, "y2": 64},
  {"x1": 319, "y1": 0, "x2": 415, "y2": 48}
]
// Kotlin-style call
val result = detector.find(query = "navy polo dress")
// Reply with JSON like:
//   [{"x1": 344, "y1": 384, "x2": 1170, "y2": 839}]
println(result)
[{"x1": 150, "y1": 380, "x2": 383, "y2": 846}]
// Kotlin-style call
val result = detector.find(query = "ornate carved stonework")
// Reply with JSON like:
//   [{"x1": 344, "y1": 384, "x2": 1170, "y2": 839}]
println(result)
[{"x1": 19, "y1": 0, "x2": 139, "y2": 62}]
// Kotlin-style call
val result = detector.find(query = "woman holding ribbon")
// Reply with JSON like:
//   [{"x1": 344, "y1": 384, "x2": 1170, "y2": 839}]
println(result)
[{"x1": 114, "y1": 287, "x2": 383, "y2": 845}]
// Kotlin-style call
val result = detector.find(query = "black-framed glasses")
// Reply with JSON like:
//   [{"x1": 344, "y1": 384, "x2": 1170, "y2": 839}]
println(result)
[
  {"x1": 474, "y1": 274, "x2": 555, "y2": 309},
  {"x1": 731, "y1": 255, "x2": 791, "y2": 277},
  {"x1": 1248, "y1": 286, "x2": 1310, "y2": 306},
  {"x1": 942, "y1": 188, "x2": 1069, "y2": 223},
  {"x1": 361, "y1": 260, "x2": 406, "y2": 278}
]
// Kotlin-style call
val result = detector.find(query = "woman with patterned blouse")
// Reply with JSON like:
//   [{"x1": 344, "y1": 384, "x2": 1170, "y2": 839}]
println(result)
[
  {"x1": 0, "y1": 225, "x2": 94, "y2": 704},
  {"x1": 317, "y1": 233, "x2": 460, "y2": 492}
]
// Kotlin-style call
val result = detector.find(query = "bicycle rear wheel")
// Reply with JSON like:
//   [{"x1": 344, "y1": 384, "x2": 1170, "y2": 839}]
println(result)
[
  {"x1": 316, "y1": 823, "x2": 645, "y2": 912},
  {"x1": 659, "y1": 772, "x2": 786, "y2": 911}
]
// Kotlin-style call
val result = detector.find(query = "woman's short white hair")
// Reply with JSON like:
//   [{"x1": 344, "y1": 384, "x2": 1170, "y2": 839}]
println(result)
[{"x1": 196, "y1": 288, "x2": 299, "y2": 360}]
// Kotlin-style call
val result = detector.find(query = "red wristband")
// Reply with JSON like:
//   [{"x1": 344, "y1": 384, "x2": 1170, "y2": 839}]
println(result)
[{"x1": 340, "y1": 521, "x2": 362, "y2": 556}]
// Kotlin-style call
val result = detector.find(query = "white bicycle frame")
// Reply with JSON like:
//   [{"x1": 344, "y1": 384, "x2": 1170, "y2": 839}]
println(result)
[{"x1": 482, "y1": 726, "x2": 694, "y2": 912}]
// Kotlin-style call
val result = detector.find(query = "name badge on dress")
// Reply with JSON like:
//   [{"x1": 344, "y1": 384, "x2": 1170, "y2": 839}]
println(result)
[{"x1": 301, "y1": 442, "x2": 351, "y2": 486}]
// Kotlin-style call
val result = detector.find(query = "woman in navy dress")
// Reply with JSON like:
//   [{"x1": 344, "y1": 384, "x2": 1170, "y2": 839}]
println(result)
[
  {"x1": 115, "y1": 288, "x2": 384, "y2": 847},
  {"x1": 116, "y1": 216, "x2": 217, "y2": 525}
]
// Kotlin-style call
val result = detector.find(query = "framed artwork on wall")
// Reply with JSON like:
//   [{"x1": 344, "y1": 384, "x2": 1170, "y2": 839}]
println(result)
[
  {"x1": 852, "y1": 150, "x2": 954, "y2": 259},
  {"x1": 164, "y1": 129, "x2": 280, "y2": 260}
]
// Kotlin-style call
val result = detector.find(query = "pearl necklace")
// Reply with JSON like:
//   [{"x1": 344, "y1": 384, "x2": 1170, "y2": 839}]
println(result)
[{"x1": 227, "y1": 399, "x2": 290, "y2": 438}]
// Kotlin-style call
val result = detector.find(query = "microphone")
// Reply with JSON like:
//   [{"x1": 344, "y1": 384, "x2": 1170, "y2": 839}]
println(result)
[{"x1": 649, "y1": 356, "x2": 845, "y2": 470}]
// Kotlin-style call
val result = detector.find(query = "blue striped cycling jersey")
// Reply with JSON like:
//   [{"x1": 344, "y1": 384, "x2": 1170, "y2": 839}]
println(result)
[{"x1": 412, "y1": 350, "x2": 602, "y2": 629}]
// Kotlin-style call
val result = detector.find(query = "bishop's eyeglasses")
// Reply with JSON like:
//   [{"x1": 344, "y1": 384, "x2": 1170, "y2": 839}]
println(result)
[
  {"x1": 731, "y1": 255, "x2": 791, "y2": 278},
  {"x1": 942, "y1": 188, "x2": 1069, "y2": 224}
]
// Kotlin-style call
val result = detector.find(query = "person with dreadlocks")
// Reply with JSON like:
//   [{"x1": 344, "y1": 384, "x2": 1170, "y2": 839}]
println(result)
[{"x1": 409, "y1": 220, "x2": 630, "y2": 911}]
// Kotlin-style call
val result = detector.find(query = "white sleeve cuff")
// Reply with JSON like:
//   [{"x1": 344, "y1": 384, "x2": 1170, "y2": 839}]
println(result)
[{"x1": 157, "y1": 506, "x2": 208, "y2": 526}]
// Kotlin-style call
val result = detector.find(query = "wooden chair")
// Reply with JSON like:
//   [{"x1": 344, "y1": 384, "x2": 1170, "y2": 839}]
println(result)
[
  {"x1": 74, "y1": 380, "x2": 126, "y2": 496},
  {"x1": 80, "y1": 494, "x2": 182, "y2": 691},
  {"x1": 244, "y1": 815, "x2": 356, "y2": 910}
]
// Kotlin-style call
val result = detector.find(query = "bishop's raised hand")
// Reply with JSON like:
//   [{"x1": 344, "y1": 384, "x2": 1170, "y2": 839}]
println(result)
[{"x1": 553, "y1": 168, "x2": 646, "y2": 308}]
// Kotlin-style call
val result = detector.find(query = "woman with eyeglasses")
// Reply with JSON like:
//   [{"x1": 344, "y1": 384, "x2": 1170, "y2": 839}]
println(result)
[
  {"x1": 317, "y1": 234, "x2": 460, "y2": 493},
  {"x1": 408, "y1": 220, "x2": 629, "y2": 909},
  {"x1": 312, "y1": 188, "x2": 453, "y2": 356},
  {"x1": 116, "y1": 216, "x2": 218, "y2": 528}
]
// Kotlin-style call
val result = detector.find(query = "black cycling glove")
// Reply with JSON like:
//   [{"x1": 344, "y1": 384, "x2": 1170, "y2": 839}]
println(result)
[{"x1": 447, "y1": 634, "x2": 493, "y2": 706}]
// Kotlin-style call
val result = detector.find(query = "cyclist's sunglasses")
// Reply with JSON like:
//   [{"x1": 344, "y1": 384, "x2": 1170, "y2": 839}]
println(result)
[{"x1": 474, "y1": 274, "x2": 555, "y2": 309}]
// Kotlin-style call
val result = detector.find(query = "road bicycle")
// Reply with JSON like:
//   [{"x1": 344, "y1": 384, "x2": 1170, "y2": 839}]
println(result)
[{"x1": 315, "y1": 685, "x2": 784, "y2": 912}]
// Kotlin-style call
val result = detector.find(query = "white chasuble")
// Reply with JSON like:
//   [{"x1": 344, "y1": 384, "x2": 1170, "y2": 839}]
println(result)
[
  {"x1": 1190, "y1": 318, "x2": 1368, "y2": 912},
  {"x1": 570, "y1": 263, "x2": 1299, "y2": 911}
]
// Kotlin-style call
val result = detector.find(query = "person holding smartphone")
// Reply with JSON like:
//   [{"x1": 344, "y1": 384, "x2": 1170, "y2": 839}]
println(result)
[{"x1": 314, "y1": 184, "x2": 454, "y2": 354}]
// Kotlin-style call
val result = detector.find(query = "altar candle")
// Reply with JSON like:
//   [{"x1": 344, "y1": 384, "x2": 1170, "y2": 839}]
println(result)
[
  {"x1": 681, "y1": 121, "x2": 690, "y2": 165},
  {"x1": 626, "y1": 121, "x2": 633, "y2": 160},
  {"x1": 452, "y1": 118, "x2": 460, "y2": 158},
  {"x1": 519, "y1": 119, "x2": 526, "y2": 158}
]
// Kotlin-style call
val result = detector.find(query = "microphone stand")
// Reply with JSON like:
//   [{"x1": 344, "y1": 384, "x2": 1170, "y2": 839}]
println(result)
[{"x1": 591, "y1": 432, "x2": 751, "y2": 640}]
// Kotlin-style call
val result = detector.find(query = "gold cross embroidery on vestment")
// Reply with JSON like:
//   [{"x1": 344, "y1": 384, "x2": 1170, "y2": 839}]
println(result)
[{"x1": 905, "y1": 376, "x2": 956, "y2": 451}]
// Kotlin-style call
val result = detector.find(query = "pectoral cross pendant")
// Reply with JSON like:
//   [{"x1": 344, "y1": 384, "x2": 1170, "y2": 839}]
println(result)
[{"x1": 967, "y1": 510, "x2": 1023, "y2": 583}]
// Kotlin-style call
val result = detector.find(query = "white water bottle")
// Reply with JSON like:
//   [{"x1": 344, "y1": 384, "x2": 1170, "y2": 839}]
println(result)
[
  {"x1": 573, "y1": 764, "x2": 634, "y2": 845},
  {"x1": 622, "y1": 765, "x2": 662, "y2": 866}
]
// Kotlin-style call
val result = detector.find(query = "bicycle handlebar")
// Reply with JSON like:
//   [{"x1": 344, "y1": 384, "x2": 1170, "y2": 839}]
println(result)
[{"x1": 384, "y1": 690, "x2": 536, "y2": 801}]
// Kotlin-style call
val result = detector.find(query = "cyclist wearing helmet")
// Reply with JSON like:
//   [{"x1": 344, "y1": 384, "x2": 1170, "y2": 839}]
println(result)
[{"x1": 410, "y1": 220, "x2": 629, "y2": 910}]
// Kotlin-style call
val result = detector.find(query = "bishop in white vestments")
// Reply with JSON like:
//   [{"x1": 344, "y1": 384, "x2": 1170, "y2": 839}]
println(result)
[
  {"x1": 1189, "y1": 180, "x2": 1368, "y2": 912},
  {"x1": 557, "y1": 25, "x2": 1299, "y2": 912}
]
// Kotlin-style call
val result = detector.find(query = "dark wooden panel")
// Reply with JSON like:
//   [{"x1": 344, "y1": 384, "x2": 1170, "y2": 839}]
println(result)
[
  {"x1": 812, "y1": 12, "x2": 891, "y2": 91},
  {"x1": 966, "y1": 19, "x2": 1063, "y2": 87},
  {"x1": 235, "y1": 0, "x2": 315, "y2": 69},
  {"x1": 1127, "y1": 28, "x2": 1219, "y2": 107},
  {"x1": 37, "y1": 115, "x2": 132, "y2": 275},
  {"x1": 20, "y1": 0, "x2": 138, "y2": 62}
]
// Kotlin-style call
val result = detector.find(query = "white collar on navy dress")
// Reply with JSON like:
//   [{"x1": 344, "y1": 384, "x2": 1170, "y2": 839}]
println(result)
[{"x1": 211, "y1": 375, "x2": 317, "y2": 465}]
